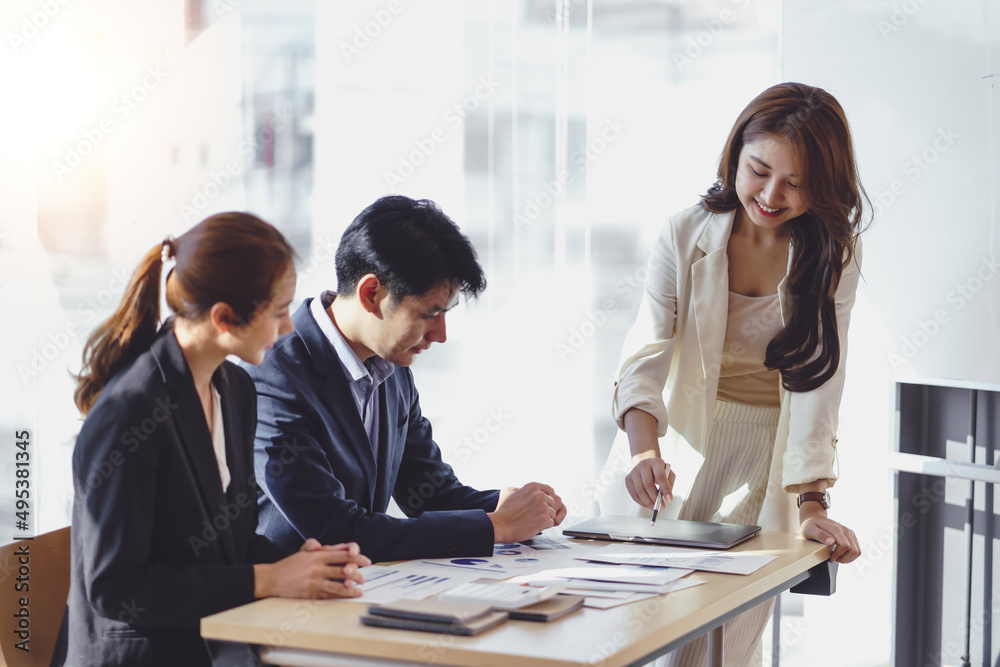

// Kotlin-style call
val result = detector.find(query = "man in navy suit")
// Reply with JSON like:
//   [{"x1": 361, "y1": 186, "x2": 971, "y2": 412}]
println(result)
[{"x1": 245, "y1": 196, "x2": 566, "y2": 562}]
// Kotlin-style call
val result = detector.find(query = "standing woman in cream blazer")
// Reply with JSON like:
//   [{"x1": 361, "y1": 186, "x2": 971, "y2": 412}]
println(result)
[{"x1": 598, "y1": 83, "x2": 865, "y2": 666}]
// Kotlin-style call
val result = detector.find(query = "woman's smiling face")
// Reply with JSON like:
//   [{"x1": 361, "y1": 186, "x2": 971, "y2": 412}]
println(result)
[{"x1": 734, "y1": 134, "x2": 809, "y2": 230}]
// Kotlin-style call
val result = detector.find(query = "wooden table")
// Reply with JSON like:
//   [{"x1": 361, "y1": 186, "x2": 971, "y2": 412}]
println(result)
[{"x1": 201, "y1": 531, "x2": 831, "y2": 667}]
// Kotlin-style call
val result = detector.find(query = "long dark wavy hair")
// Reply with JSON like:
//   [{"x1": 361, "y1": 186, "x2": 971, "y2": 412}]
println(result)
[
  {"x1": 701, "y1": 82, "x2": 869, "y2": 392},
  {"x1": 74, "y1": 212, "x2": 295, "y2": 415}
]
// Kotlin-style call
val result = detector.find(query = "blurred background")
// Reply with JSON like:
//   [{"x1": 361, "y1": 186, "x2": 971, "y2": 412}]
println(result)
[{"x1": 0, "y1": 1, "x2": 997, "y2": 665}]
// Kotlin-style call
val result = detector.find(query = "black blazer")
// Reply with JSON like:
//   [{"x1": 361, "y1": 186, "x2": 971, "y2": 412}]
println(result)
[
  {"x1": 57, "y1": 323, "x2": 290, "y2": 667},
  {"x1": 245, "y1": 292, "x2": 500, "y2": 563}
]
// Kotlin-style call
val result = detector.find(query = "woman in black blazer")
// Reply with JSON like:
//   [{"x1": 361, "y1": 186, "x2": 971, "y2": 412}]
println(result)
[{"x1": 57, "y1": 213, "x2": 371, "y2": 667}]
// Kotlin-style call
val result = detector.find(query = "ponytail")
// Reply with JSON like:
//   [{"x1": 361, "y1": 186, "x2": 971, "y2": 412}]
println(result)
[
  {"x1": 74, "y1": 213, "x2": 294, "y2": 415},
  {"x1": 74, "y1": 240, "x2": 170, "y2": 415}
]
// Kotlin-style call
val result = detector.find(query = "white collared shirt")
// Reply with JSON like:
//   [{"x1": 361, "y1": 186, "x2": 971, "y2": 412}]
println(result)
[
  {"x1": 310, "y1": 295, "x2": 395, "y2": 456},
  {"x1": 210, "y1": 384, "x2": 231, "y2": 492}
]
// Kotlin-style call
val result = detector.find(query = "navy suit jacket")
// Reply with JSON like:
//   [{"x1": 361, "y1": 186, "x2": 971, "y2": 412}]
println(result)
[
  {"x1": 57, "y1": 323, "x2": 290, "y2": 667},
  {"x1": 244, "y1": 292, "x2": 499, "y2": 563}
]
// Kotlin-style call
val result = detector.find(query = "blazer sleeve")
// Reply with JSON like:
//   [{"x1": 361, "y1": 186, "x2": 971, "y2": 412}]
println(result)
[
  {"x1": 391, "y1": 372, "x2": 500, "y2": 516},
  {"x1": 255, "y1": 388, "x2": 497, "y2": 564},
  {"x1": 74, "y1": 392, "x2": 256, "y2": 628},
  {"x1": 612, "y1": 215, "x2": 682, "y2": 436},
  {"x1": 235, "y1": 367, "x2": 294, "y2": 566},
  {"x1": 782, "y1": 238, "x2": 863, "y2": 491}
]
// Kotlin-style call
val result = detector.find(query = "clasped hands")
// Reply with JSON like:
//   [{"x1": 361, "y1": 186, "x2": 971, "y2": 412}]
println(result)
[
  {"x1": 489, "y1": 482, "x2": 567, "y2": 543},
  {"x1": 254, "y1": 538, "x2": 371, "y2": 600}
]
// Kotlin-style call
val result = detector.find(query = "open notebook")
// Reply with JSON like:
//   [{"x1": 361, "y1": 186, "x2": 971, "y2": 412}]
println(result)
[{"x1": 563, "y1": 515, "x2": 761, "y2": 550}]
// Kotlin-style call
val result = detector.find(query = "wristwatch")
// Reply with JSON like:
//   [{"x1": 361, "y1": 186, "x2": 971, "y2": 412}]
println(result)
[{"x1": 796, "y1": 491, "x2": 830, "y2": 509}]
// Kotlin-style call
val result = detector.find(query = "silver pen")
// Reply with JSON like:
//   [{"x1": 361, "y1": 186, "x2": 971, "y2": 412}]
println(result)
[{"x1": 649, "y1": 463, "x2": 671, "y2": 526}]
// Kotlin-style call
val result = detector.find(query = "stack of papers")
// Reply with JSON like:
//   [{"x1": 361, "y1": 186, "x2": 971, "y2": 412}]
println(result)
[
  {"x1": 508, "y1": 563, "x2": 693, "y2": 593},
  {"x1": 415, "y1": 535, "x2": 587, "y2": 580},
  {"x1": 570, "y1": 580, "x2": 706, "y2": 610},
  {"x1": 349, "y1": 535, "x2": 777, "y2": 612},
  {"x1": 505, "y1": 562, "x2": 706, "y2": 608}
]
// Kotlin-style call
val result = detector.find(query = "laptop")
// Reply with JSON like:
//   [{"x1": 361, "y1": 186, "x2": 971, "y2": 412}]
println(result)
[{"x1": 563, "y1": 515, "x2": 761, "y2": 550}]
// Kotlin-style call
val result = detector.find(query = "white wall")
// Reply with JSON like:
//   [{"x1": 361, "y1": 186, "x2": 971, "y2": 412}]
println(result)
[
  {"x1": 784, "y1": 0, "x2": 999, "y2": 386},
  {"x1": 780, "y1": 2, "x2": 999, "y2": 665}
]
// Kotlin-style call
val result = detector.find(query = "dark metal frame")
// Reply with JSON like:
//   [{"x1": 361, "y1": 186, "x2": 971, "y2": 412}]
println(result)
[{"x1": 892, "y1": 381, "x2": 999, "y2": 667}]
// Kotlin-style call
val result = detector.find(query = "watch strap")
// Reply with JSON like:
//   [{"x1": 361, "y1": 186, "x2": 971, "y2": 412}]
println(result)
[{"x1": 797, "y1": 491, "x2": 828, "y2": 509}]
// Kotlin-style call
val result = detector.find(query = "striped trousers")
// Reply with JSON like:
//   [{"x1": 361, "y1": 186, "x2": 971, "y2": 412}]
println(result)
[{"x1": 660, "y1": 399, "x2": 779, "y2": 667}]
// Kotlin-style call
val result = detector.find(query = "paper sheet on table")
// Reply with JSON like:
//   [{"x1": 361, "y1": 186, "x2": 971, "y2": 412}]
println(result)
[
  {"x1": 349, "y1": 563, "x2": 484, "y2": 603},
  {"x1": 518, "y1": 577, "x2": 669, "y2": 594},
  {"x1": 564, "y1": 588, "x2": 635, "y2": 599},
  {"x1": 416, "y1": 558, "x2": 517, "y2": 579},
  {"x1": 580, "y1": 579, "x2": 707, "y2": 609},
  {"x1": 578, "y1": 543, "x2": 777, "y2": 576},
  {"x1": 495, "y1": 535, "x2": 579, "y2": 555},
  {"x1": 521, "y1": 563, "x2": 694, "y2": 586},
  {"x1": 507, "y1": 563, "x2": 693, "y2": 593},
  {"x1": 418, "y1": 536, "x2": 597, "y2": 578}
]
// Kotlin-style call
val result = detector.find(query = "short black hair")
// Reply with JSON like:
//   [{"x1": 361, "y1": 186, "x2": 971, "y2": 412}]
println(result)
[{"x1": 335, "y1": 195, "x2": 486, "y2": 302}]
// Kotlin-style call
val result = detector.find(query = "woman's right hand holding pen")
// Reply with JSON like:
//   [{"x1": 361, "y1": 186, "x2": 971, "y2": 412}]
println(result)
[
  {"x1": 622, "y1": 408, "x2": 676, "y2": 511},
  {"x1": 626, "y1": 455, "x2": 675, "y2": 511}
]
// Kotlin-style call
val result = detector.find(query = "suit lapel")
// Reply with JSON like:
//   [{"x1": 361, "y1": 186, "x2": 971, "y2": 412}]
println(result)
[
  {"x1": 318, "y1": 370, "x2": 377, "y2": 499},
  {"x1": 295, "y1": 296, "x2": 378, "y2": 504},
  {"x1": 214, "y1": 365, "x2": 243, "y2": 563},
  {"x1": 691, "y1": 209, "x2": 736, "y2": 387},
  {"x1": 151, "y1": 327, "x2": 234, "y2": 562}
]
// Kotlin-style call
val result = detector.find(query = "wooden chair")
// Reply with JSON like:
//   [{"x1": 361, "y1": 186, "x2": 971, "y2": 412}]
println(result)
[{"x1": 0, "y1": 527, "x2": 71, "y2": 667}]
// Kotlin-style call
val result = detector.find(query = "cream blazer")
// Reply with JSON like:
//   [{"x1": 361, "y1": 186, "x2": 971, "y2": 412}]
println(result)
[{"x1": 598, "y1": 204, "x2": 862, "y2": 532}]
